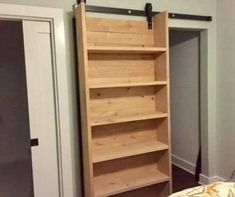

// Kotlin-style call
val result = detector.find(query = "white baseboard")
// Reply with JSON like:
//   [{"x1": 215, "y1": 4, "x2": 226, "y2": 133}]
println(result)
[
  {"x1": 172, "y1": 155, "x2": 227, "y2": 185},
  {"x1": 172, "y1": 154, "x2": 196, "y2": 175},
  {"x1": 199, "y1": 174, "x2": 226, "y2": 185}
]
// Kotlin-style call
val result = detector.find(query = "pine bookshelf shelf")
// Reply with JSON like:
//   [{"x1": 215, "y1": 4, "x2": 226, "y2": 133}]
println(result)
[
  {"x1": 75, "y1": 2, "x2": 172, "y2": 196},
  {"x1": 89, "y1": 81, "x2": 167, "y2": 89},
  {"x1": 94, "y1": 167, "x2": 169, "y2": 197},
  {"x1": 93, "y1": 140, "x2": 169, "y2": 163},
  {"x1": 91, "y1": 112, "x2": 168, "y2": 127},
  {"x1": 88, "y1": 45, "x2": 167, "y2": 54},
  {"x1": 93, "y1": 151, "x2": 170, "y2": 197}
]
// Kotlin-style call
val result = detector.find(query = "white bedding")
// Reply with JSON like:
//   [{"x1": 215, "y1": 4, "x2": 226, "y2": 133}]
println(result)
[{"x1": 169, "y1": 182, "x2": 235, "y2": 197}]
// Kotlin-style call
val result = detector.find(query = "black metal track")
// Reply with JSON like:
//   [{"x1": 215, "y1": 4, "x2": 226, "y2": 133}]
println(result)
[{"x1": 85, "y1": 5, "x2": 212, "y2": 22}]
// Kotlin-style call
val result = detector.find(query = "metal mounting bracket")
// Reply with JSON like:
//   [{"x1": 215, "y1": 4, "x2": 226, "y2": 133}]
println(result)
[{"x1": 145, "y1": 3, "x2": 153, "y2": 29}]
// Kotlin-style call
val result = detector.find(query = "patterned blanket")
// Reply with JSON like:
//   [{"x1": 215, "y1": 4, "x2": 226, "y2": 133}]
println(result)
[{"x1": 169, "y1": 182, "x2": 235, "y2": 197}]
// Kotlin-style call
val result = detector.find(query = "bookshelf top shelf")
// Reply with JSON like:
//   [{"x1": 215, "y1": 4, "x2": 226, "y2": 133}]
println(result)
[
  {"x1": 94, "y1": 166, "x2": 169, "y2": 197},
  {"x1": 87, "y1": 46, "x2": 167, "y2": 54}
]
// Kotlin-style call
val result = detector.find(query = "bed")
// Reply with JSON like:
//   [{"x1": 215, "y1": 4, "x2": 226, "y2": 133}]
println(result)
[{"x1": 169, "y1": 182, "x2": 235, "y2": 197}]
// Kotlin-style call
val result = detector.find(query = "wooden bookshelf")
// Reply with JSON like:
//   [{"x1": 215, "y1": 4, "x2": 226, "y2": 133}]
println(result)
[{"x1": 75, "y1": 2, "x2": 172, "y2": 196}]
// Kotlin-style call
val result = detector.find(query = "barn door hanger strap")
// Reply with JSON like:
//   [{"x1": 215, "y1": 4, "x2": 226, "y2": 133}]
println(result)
[{"x1": 145, "y1": 3, "x2": 153, "y2": 29}]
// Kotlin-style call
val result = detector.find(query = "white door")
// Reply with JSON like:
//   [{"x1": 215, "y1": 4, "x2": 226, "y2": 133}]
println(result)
[{"x1": 23, "y1": 20, "x2": 60, "y2": 197}]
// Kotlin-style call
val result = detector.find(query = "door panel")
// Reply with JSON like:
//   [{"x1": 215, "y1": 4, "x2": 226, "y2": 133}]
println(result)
[
  {"x1": 0, "y1": 20, "x2": 34, "y2": 197},
  {"x1": 23, "y1": 20, "x2": 60, "y2": 197}
]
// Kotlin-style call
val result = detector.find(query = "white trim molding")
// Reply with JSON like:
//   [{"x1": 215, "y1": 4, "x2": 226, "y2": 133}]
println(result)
[
  {"x1": 0, "y1": 3, "x2": 77, "y2": 197},
  {"x1": 172, "y1": 155, "x2": 226, "y2": 185},
  {"x1": 170, "y1": 17, "x2": 217, "y2": 181},
  {"x1": 172, "y1": 154, "x2": 196, "y2": 175},
  {"x1": 199, "y1": 174, "x2": 226, "y2": 185}
]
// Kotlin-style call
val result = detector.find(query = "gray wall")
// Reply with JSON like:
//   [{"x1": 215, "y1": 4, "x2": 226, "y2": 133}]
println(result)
[
  {"x1": 170, "y1": 30, "x2": 200, "y2": 173},
  {"x1": 216, "y1": 0, "x2": 235, "y2": 180}
]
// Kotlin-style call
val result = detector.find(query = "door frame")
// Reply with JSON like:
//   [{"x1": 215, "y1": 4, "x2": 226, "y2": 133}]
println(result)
[
  {"x1": 169, "y1": 19, "x2": 217, "y2": 184},
  {"x1": 0, "y1": 4, "x2": 76, "y2": 197}
]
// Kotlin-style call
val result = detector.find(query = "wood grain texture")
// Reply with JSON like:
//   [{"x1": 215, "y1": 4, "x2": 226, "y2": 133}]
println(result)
[
  {"x1": 87, "y1": 31, "x2": 154, "y2": 47},
  {"x1": 86, "y1": 17, "x2": 154, "y2": 35},
  {"x1": 88, "y1": 53, "x2": 156, "y2": 85},
  {"x1": 75, "y1": 8, "x2": 171, "y2": 196},
  {"x1": 90, "y1": 86, "x2": 168, "y2": 126},
  {"x1": 87, "y1": 17, "x2": 154, "y2": 47},
  {"x1": 74, "y1": 3, "x2": 94, "y2": 197},
  {"x1": 93, "y1": 140, "x2": 168, "y2": 163},
  {"x1": 92, "y1": 119, "x2": 169, "y2": 163},
  {"x1": 93, "y1": 152, "x2": 170, "y2": 197},
  {"x1": 154, "y1": 11, "x2": 173, "y2": 193},
  {"x1": 90, "y1": 112, "x2": 167, "y2": 126},
  {"x1": 88, "y1": 46, "x2": 167, "y2": 54}
]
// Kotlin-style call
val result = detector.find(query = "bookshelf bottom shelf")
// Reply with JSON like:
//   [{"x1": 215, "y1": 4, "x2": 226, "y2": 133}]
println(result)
[{"x1": 94, "y1": 164, "x2": 169, "y2": 197}]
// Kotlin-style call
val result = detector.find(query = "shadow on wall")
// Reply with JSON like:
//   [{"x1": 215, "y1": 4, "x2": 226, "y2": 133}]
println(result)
[{"x1": 170, "y1": 30, "x2": 200, "y2": 47}]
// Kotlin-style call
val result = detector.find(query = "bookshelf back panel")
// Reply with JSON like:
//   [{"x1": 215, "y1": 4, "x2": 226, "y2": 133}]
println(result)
[
  {"x1": 88, "y1": 54, "x2": 157, "y2": 85},
  {"x1": 93, "y1": 152, "x2": 169, "y2": 196},
  {"x1": 92, "y1": 119, "x2": 169, "y2": 147},
  {"x1": 94, "y1": 151, "x2": 167, "y2": 176},
  {"x1": 90, "y1": 86, "x2": 168, "y2": 121},
  {"x1": 92, "y1": 119, "x2": 169, "y2": 163},
  {"x1": 90, "y1": 86, "x2": 155, "y2": 119},
  {"x1": 86, "y1": 17, "x2": 154, "y2": 47},
  {"x1": 92, "y1": 120, "x2": 157, "y2": 145}
]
